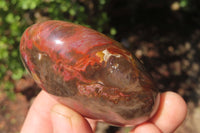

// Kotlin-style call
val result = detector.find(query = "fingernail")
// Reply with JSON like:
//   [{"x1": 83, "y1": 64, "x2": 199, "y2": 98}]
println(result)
[{"x1": 51, "y1": 104, "x2": 74, "y2": 133}]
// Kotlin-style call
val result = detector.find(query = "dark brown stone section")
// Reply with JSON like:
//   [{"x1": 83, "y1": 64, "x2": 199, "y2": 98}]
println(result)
[
  {"x1": 25, "y1": 46, "x2": 78, "y2": 97},
  {"x1": 114, "y1": 91, "x2": 155, "y2": 120}
]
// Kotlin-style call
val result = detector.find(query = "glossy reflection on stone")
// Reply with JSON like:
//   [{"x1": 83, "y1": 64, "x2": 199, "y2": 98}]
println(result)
[{"x1": 20, "y1": 20, "x2": 160, "y2": 127}]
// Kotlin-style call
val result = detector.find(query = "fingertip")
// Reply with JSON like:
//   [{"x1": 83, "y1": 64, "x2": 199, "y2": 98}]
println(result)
[
  {"x1": 51, "y1": 104, "x2": 73, "y2": 133},
  {"x1": 151, "y1": 91, "x2": 187, "y2": 133},
  {"x1": 131, "y1": 122, "x2": 161, "y2": 133},
  {"x1": 51, "y1": 104, "x2": 93, "y2": 133}
]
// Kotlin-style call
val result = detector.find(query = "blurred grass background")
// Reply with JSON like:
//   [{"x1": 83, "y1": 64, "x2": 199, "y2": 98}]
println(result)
[{"x1": 0, "y1": 0, "x2": 200, "y2": 133}]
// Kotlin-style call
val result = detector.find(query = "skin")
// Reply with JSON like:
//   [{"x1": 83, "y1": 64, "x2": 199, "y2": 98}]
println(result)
[{"x1": 21, "y1": 91, "x2": 187, "y2": 133}]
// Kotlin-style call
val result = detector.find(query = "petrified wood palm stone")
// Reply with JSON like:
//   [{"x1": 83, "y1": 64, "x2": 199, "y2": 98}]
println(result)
[{"x1": 20, "y1": 20, "x2": 160, "y2": 126}]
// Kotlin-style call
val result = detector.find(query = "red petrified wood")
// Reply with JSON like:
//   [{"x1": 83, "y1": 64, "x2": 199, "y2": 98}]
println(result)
[{"x1": 20, "y1": 20, "x2": 160, "y2": 127}]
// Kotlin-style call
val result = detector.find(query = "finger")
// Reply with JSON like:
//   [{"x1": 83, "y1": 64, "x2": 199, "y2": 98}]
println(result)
[
  {"x1": 151, "y1": 91, "x2": 187, "y2": 133},
  {"x1": 130, "y1": 91, "x2": 187, "y2": 133},
  {"x1": 21, "y1": 91, "x2": 58, "y2": 133},
  {"x1": 86, "y1": 118, "x2": 97, "y2": 132},
  {"x1": 51, "y1": 104, "x2": 93, "y2": 133},
  {"x1": 21, "y1": 90, "x2": 96, "y2": 133},
  {"x1": 130, "y1": 122, "x2": 161, "y2": 133}
]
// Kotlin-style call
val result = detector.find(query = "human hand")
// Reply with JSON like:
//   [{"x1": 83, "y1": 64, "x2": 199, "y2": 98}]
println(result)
[{"x1": 21, "y1": 91, "x2": 187, "y2": 133}]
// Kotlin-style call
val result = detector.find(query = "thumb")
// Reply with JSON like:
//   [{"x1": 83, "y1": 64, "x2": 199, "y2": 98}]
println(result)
[{"x1": 51, "y1": 104, "x2": 93, "y2": 133}]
